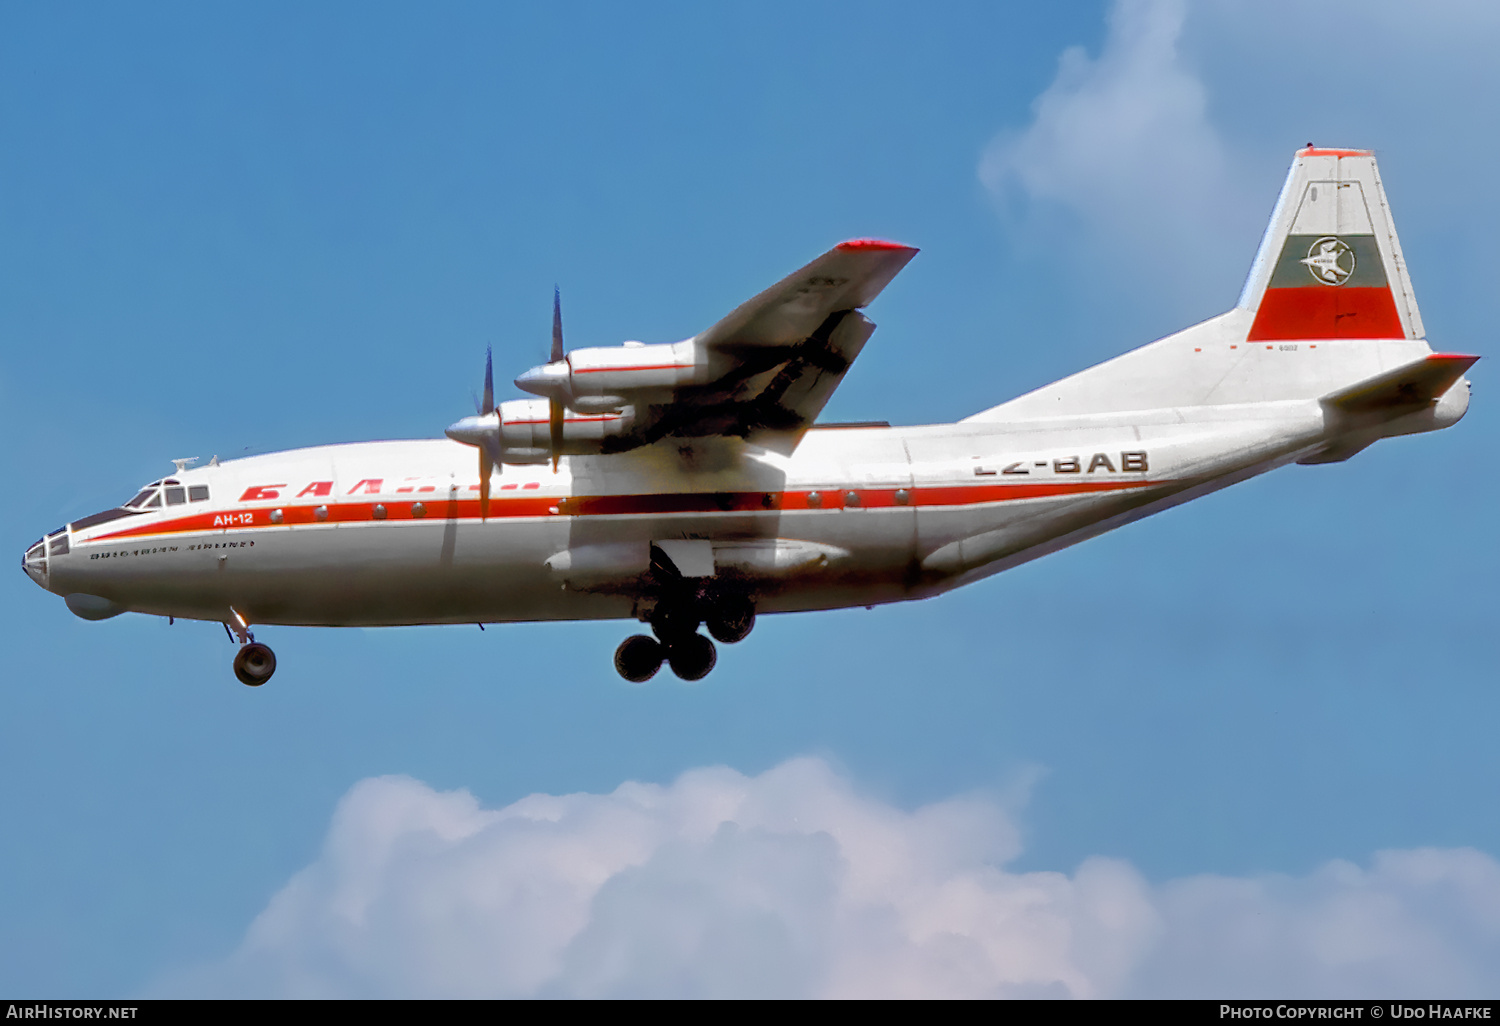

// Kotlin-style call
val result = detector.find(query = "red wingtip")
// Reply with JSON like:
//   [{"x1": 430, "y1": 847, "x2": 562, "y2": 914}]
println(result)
[
  {"x1": 1297, "y1": 146, "x2": 1373, "y2": 158},
  {"x1": 837, "y1": 238, "x2": 918, "y2": 252}
]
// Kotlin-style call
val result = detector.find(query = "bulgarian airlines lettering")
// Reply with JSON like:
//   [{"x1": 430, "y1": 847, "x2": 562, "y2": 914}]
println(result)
[{"x1": 235, "y1": 477, "x2": 551, "y2": 499}]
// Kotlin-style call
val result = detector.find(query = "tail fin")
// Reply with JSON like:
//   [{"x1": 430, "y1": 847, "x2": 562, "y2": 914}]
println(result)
[
  {"x1": 1239, "y1": 147, "x2": 1423, "y2": 342},
  {"x1": 969, "y1": 147, "x2": 1447, "y2": 423}
]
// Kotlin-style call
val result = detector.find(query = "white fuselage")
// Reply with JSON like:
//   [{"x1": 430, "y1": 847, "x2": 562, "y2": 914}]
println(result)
[{"x1": 25, "y1": 393, "x2": 1369, "y2": 630}]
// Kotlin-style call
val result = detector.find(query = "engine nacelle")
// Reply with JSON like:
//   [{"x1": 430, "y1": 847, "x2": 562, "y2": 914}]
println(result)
[
  {"x1": 495, "y1": 399, "x2": 637, "y2": 453},
  {"x1": 567, "y1": 341, "x2": 701, "y2": 395},
  {"x1": 516, "y1": 341, "x2": 726, "y2": 404}
]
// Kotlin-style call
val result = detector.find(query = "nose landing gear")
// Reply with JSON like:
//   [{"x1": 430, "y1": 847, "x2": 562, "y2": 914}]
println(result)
[{"x1": 226, "y1": 609, "x2": 277, "y2": 686}]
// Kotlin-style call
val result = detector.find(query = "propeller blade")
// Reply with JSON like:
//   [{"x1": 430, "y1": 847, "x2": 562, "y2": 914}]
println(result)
[
  {"x1": 550, "y1": 397, "x2": 564, "y2": 473},
  {"x1": 549, "y1": 288, "x2": 566, "y2": 472},
  {"x1": 482, "y1": 346, "x2": 495, "y2": 415},
  {"x1": 551, "y1": 286, "x2": 564, "y2": 363},
  {"x1": 479, "y1": 450, "x2": 492, "y2": 520},
  {"x1": 452, "y1": 348, "x2": 505, "y2": 512},
  {"x1": 478, "y1": 348, "x2": 500, "y2": 510}
]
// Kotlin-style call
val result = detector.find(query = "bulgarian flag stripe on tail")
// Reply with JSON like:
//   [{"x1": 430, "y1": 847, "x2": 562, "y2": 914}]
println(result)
[{"x1": 1248, "y1": 233, "x2": 1404, "y2": 340}]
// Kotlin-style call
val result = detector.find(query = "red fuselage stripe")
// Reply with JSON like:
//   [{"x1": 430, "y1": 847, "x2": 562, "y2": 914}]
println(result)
[{"x1": 88, "y1": 479, "x2": 1158, "y2": 542}]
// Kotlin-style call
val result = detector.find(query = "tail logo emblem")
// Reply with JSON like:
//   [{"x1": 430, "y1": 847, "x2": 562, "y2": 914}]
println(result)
[{"x1": 1301, "y1": 236, "x2": 1355, "y2": 286}]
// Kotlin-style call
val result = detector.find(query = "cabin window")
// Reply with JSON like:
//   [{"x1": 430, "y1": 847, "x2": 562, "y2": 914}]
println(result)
[
  {"x1": 189, "y1": 485, "x2": 209, "y2": 502},
  {"x1": 165, "y1": 486, "x2": 186, "y2": 505}
]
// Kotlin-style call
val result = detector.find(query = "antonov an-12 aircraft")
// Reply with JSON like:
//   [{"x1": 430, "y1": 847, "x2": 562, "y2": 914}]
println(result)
[{"x1": 23, "y1": 148, "x2": 1476, "y2": 685}]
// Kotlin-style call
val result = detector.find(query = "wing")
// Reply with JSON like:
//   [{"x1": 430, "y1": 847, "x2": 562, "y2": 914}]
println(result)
[
  {"x1": 652, "y1": 239, "x2": 918, "y2": 452},
  {"x1": 495, "y1": 239, "x2": 918, "y2": 465},
  {"x1": 695, "y1": 239, "x2": 919, "y2": 351}
]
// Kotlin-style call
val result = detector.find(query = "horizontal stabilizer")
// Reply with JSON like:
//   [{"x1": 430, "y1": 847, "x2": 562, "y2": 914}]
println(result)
[{"x1": 1321, "y1": 353, "x2": 1478, "y2": 413}]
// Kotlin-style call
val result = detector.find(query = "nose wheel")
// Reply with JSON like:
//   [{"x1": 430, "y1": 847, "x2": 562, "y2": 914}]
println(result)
[{"x1": 233, "y1": 642, "x2": 277, "y2": 686}]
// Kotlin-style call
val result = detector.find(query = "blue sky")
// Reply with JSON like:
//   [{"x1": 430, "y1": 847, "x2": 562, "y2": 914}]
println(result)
[{"x1": 3, "y1": 0, "x2": 1499, "y2": 997}]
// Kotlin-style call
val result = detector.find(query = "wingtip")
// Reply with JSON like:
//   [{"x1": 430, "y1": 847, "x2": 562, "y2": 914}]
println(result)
[{"x1": 837, "y1": 238, "x2": 919, "y2": 253}]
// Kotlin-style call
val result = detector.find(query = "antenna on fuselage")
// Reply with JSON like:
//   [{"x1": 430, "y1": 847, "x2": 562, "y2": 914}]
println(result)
[{"x1": 171, "y1": 457, "x2": 198, "y2": 474}]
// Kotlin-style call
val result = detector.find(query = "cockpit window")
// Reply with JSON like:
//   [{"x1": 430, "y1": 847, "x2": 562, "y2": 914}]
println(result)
[{"x1": 124, "y1": 478, "x2": 203, "y2": 509}]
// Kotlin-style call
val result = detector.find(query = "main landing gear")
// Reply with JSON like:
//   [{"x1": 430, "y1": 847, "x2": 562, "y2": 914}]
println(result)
[
  {"x1": 226, "y1": 610, "x2": 276, "y2": 686},
  {"x1": 614, "y1": 594, "x2": 755, "y2": 683}
]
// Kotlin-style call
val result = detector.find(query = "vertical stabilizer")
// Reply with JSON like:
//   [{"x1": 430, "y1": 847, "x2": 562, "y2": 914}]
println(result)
[
  {"x1": 1238, "y1": 147, "x2": 1424, "y2": 342},
  {"x1": 966, "y1": 146, "x2": 1445, "y2": 424}
]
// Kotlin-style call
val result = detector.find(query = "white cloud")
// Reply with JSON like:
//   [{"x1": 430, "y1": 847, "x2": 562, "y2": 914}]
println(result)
[
  {"x1": 162, "y1": 757, "x2": 1500, "y2": 998},
  {"x1": 978, "y1": 0, "x2": 1259, "y2": 322},
  {"x1": 978, "y1": 0, "x2": 1500, "y2": 336}
]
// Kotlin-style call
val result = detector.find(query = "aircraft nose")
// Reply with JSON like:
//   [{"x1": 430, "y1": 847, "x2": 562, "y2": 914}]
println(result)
[{"x1": 21, "y1": 536, "x2": 49, "y2": 590}]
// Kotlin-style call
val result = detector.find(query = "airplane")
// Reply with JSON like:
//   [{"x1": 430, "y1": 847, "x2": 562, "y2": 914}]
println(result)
[{"x1": 22, "y1": 147, "x2": 1476, "y2": 686}]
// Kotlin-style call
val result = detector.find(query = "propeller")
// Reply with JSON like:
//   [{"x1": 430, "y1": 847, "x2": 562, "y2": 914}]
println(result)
[
  {"x1": 478, "y1": 346, "x2": 496, "y2": 519},
  {"x1": 550, "y1": 287, "x2": 565, "y2": 473},
  {"x1": 445, "y1": 348, "x2": 503, "y2": 520}
]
